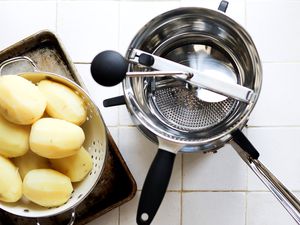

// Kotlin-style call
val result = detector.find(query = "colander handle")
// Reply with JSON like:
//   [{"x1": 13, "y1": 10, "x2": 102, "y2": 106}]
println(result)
[
  {"x1": 231, "y1": 130, "x2": 300, "y2": 224},
  {"x1": 0, "y1": 56, "x2": 38, "y2": 75},
  {"x1": 36, "y1": 209, "x2": 76, "y2": 225},
  {"x1": 137, "y1": 149, "x2": 176, "y2": 225}
]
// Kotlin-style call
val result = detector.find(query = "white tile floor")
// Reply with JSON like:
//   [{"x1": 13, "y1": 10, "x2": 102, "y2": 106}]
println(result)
[{"x1": 1, "y1": 0, "x2": 300, "y2": 225}]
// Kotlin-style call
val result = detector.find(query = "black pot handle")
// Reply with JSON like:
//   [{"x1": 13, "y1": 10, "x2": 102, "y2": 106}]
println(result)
[
  {"x1": 136, "y1": 149, "x2": 176, "y2": 225},
  {"x1": 231, "y1": 129, "x2": 300, "y2": 224},
  {"x1": 103, "y1": 95, "x2": 126, "y2": 107},
  {"x1": 218, "y1": 0, "x2": 229, "y2": 13}
]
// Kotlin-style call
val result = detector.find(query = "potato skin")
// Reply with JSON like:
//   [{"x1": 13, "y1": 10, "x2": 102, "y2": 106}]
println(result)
[
  {"x1": 30, "y1": 118, "x2": 85, "y2": 159},
  {"x1": 0, "y1": 114, "x2": 30, "y2": 157},
  {"x1": 23, "y1": 169, "x2": 73, "y2": 207},
  {"x1": 0, "y1": 75, "x2": 46, "y2": 125},
  {"x1": 50, "y1": 147, "x2": 93, "y2": 182},
  {"x1": 12, "y1": 150, "x2": 49, "y2": 179},
  {"x1": 0, "y1": 155, "x2": 22, "y2": 202},
  {"x1": 38, "y1": 80, "x2": 87, "y2": 125}
]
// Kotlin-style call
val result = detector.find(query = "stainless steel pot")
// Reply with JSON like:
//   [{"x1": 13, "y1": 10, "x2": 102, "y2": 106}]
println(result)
[
  {"x1": 121, "y1": 6, "x2": 300, "y2": 225},
  {"x1": 0, "y1": 57, "x2": 107, "y2": 225},
  {"x1": 90, "y1": 3, "x2": 300, "y2": 225}
]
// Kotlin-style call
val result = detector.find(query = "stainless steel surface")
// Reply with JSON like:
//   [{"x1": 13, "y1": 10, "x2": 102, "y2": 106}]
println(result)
[
  {"x1": 152, "y1": 85, "x2": 236, "y2": 131},
  {"x1": 123, "y1": 7, "x2": 262, "y2": 153},
  {"x1": 37, "y1": 210, "x2": 75, "y2": 225},
  {"x1": 129, "y1": 48, "x2": 255, "y2": 103},
  {"x1": 0, "y1": 56, "x2": 37, "y2": 74},
  {"x1": 126, "y1": 70, "x2": 192, "y2": 80},
  {"x1": 121, "y1": 6, "x2": 300, "y2": 225},
  {"x1": 231, "y1": 140, "x2": 300, "y2": 224}
]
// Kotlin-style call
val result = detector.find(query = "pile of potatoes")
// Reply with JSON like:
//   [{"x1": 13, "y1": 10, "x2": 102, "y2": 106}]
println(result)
[{"x1": 0, "y1": 75, "x2": 93, "y2": 208}]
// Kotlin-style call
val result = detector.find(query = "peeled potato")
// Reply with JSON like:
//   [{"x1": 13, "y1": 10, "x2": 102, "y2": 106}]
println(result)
[
  {"x1": 12, "y1": 150, "x2": 49, "y2": 179},
  {"x1": 38, "y1": 80, "x2": 87, "y2": 125},
  {"x1": 23, "y1": 169, "x2": 73, "y2": 207},
  {"x1": 0, "y1": 114, "x2": 30, "y2": 157},
  {"x1": 0, "y1": 155, "x2": 22, "y2": 202},
  {"x1": 0, "y1": 75, "x2": 46, "y2": 125},
  {"x1": 30, "y1": 118, "x2": 85, "y2": 159},
  {"x1": 50, "y1": 147, "x2": 93, "y2": 182}
]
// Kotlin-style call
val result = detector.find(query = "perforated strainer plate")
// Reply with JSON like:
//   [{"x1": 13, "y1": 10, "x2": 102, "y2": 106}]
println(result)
[{"x1": 152, "y1": 85, "x2": 236, "y2": 131}]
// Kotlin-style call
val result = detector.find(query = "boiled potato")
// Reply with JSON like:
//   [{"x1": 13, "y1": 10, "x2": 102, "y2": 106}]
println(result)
[
  {"x1": 0, "y1": 75, "x2": 47, "y2": 125},
  {"x1": 50, "y1": 147, "x2": 93, "y2": 182},
  {"x1": 0, "y1": 155, "x2": 22, "y2": 202},
  {"x1": 23, "y1": 169, "x2": 73, "y2": 207},
  {"x1": 0, "y1": 114, "x2": 30, "y2": 157},
  {"x1": 30, "y1": 118, "x2": 85, "y2": 159},
  {"x1": 12, "y1": 150, "x2": 49, "y2": 179},
  {"x1": 38, "y1": 80, "x2": 87, "y2": 125}
]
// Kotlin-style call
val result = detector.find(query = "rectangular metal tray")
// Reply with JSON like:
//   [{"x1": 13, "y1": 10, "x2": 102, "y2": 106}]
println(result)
[{"x1": 0, "y1": 30, "x2": 136, "y2": 225}]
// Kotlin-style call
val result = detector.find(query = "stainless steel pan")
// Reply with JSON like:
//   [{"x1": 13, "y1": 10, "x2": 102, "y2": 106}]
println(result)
[
  {"x1": 122, "y1": 6, "x2": 300, "y2": 225},
  {"x1": 91, "y1": 3, "x2": 300, "y2": 225}
]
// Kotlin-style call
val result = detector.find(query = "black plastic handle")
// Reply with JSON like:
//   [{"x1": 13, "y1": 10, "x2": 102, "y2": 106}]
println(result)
[
  {"x1": 103, "y1": 95, "x2": 126, "y2": 107},
  {"x1": 218, "y1": 0, "x2": 229, "y2": 13},
  {"x1": 231, "y1": 129, "x2": 260, "y2": 159},
  {"x1": 90, "y1": 50, "x2": 128, "y2": 87},
  {"x1": 137, "y1": 149, "x2": 176, "y2": 225}
]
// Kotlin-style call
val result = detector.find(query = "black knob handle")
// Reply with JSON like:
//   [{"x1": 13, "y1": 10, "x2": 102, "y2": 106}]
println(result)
[{"x1": 90, "y1": 50, "x2": 128, "y2": 86}]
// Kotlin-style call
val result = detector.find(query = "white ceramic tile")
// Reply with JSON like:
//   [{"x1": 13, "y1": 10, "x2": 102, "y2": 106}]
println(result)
[
  {"x1": 108, "y1": 126, "x2": 119, "y2": 146},
  {"x1": 246, "y1": 1, "x2": 300, "y2": 62},
  {"x1": 120, "y1": 191, "x2": 181, "y2": 225},
  {"x1": 57, "y1": 1, "x2": 119, "y2": 63},
  {"x1": 0, "y1": 1, "x2": 56, "y2": 51},
  {"x1": 119, "y1": 127, "x2": 182, "y2": 191},
  {"x1": 247, "y1": 192, "x2": 300, "y2": 225},
  {"x1": 119, "y1": 105, "x2": 135, "y2": 126},
  {"x1": 182, "y1": 192, "x2": 246, "y2": 225},
  {"x1": 248, "y1": 63, "x2": 300, "y2": 127},
  {"x1": 247, "y1": 127, "x2": 300, "y2": 191},
  {"x1": 75, "y1": 64, "x2": 120, "y2": 126},
  {"x1": 183, "y1": 144, "x2": 247, "y2": 190},
  {"x1": 119, "y1": 1, "x2": 180, "y2": 54},
  {"x1": 181, "y1": 0, "x2": 246, "y2": 26},
  {"x1": 86, "y1": 208, "x2": 119, "y2": 225}
]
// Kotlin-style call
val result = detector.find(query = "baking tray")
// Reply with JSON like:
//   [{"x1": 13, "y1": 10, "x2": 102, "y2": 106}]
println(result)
[{"x1": 0, "y1": 30, "x2": 137, "y2": 225}]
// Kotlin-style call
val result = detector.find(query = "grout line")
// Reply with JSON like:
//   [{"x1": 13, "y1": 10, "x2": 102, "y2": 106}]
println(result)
[
  {"x1": 247, "y1": 125, "x2": 300, "y2": 128},
  {"x1": 108, "y1": 124, "x2": 300, "y2": 129},
  {"x1": 262, "y1": 61, "x2": 300, "y2": 64},
  {"x1": 73, "y1": 62, "x2": 91, "y2": 64},
  {"x1": 180, "y1": 154, "x2": 184, "y2": 225},
  {"x1": 135, "y1": 189, "x2": 300, "y2": 193},
  {"x1": 108, "y1": 125, "x2": 137, "y2": 128},
  {"x1": 244, "y1": 0, "x2": 247, "y2": 29},
  {"x1": 118, "y1": 206, "x2": 121, "y2": 225},
  {"x1": 245, "y1": 192, "x2": 248, "y2": 225},
  {"x1": 55, "y1": 1, "x2": 59, "y2": 33}
]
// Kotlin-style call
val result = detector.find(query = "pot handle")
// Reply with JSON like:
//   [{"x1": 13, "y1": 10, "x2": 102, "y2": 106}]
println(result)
[
  {"x1": 231, "y1": 129, "x2": 300, "y2": 224},
  {"x1": 137, "y1": 149, "x2": 176, "y2": 225},
  {"x1": 0, "y1": 56, "x2": 38, "y2": 75},
  {"x1": 36, "y1": 209, "x2": 76, "y2": 225}
]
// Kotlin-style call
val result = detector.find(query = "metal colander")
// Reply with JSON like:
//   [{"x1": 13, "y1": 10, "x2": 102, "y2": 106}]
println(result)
[{"x1": 0, "y1": 57, "x2": 107, "y2": 223}]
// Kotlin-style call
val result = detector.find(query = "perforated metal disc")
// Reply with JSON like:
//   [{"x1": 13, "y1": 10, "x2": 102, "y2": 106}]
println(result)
[{"x1": 152, "y1": 85, "x2": 236, "y2": 131}]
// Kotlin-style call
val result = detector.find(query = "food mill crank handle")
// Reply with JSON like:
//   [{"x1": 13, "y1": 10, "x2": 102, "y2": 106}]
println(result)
[
  {"x1": 231, "y1": 130, "x2": 300, "y2": 224},
  {"x1": 129, "y1": 49, "x2": 256, "y2": 103}
]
